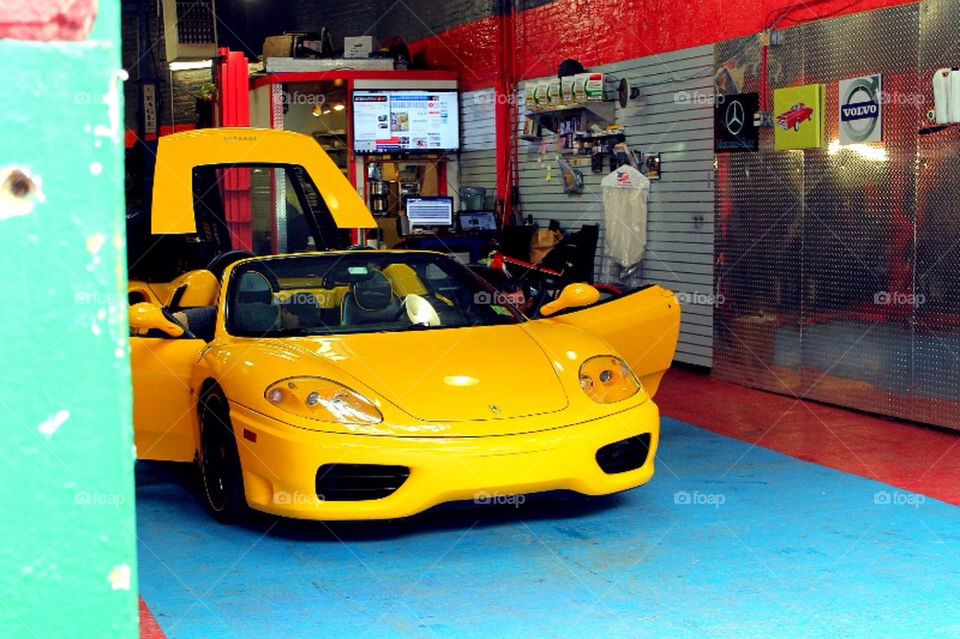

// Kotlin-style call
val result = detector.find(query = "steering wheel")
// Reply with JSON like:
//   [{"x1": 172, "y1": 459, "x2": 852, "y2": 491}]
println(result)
[
  {"x1": 528, "y1": 268, "x2": 554, "y2": 318},
  {"x1": 206, "y1": 250, "x2": 256, "y2": 280}
]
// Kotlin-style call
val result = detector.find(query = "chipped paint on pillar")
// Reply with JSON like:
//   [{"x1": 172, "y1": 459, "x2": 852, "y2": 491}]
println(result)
[{"x1": 0, "y1": 0, "x2": 138, "y2": 637}]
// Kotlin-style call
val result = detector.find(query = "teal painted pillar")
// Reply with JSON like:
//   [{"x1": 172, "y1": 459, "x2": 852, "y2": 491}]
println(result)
[{"x1": 0, "y1": 1, "x2": 138, "y2": 637}]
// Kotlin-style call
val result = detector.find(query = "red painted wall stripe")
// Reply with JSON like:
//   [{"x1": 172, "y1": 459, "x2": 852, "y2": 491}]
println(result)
[{"x1": 410, "y1": 0, "x2": 918, "y2": 92}]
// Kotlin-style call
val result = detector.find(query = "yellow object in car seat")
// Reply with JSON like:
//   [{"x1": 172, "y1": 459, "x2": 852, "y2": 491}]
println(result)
[{"x1": 382, "y1": 263, "x2": 428, "y2": 297}]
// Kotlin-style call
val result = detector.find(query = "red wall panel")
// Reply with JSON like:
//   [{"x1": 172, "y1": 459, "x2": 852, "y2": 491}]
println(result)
[{"x1": 411, "y1": 0, "x2": 918, "y2": 91}]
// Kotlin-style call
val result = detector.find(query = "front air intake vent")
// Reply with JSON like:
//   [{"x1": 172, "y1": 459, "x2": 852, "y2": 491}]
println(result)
[
  {"x1": 596, "y1": 433, "x2": 651, "y2": 474},
  {"x1": 315, "y1": 464, "x2": 410, "y2": 501}
]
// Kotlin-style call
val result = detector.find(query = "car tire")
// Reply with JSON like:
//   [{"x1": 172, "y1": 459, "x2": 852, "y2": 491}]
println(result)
[{"x1": 199, "y1": 387, "x2": 248, "y2": 524}]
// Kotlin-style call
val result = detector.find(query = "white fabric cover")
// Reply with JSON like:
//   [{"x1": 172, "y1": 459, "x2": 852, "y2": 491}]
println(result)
[{"x1": 601, "y1": 165, "x2": 650, "y2": 267}]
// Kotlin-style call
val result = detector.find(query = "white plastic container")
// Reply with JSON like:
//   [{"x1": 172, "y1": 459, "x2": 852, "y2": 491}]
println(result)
[
  {"x1": 933, "y1": 68, "x2": 951, "y2": 124},
  {"x1": 547, "y1": 79, "x2": 561, "y2": 107},
  {"x1": 950, "y1": 68, "x2": 960, "y2": 123},
  {"x1": 524, "y1": 84, "x2": 537, "y2": 111},
  {"x1": 572, "y1": 73, "x2": 588, "y2": 103},
  {"x1": 534, "y1": 81, "x2": 549, "y2": 110},
  {"x1": 560, "y1": 76, "x2": 576, "y2": 105}
]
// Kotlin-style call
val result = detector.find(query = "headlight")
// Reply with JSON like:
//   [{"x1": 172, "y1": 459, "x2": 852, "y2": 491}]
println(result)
[
  {"x1": 578, "y1": 355, "x2": 641, "y2": 403},
  {"x1": 265, "y1": 377, "x2": 383, "y2": 424}
]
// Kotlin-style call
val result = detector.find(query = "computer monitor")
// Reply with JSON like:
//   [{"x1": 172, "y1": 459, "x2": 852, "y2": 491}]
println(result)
[
  {"x1": 457, "y1": 211, "x2": 498, "y2": 233},
  {"x1": 405, "y1": 196, "x2": 454, "y2": 229}
]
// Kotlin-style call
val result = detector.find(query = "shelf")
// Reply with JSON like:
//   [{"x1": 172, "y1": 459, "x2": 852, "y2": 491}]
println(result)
[
  {"x1": 526, "y1": 101, "x2": 617, "y2": 132},
  {"x1": 314, "y1": 130, "x2": 347, "y2": 137},
  {"x1": 574, "y1": 130, "x2": 625, "y2": 140}
]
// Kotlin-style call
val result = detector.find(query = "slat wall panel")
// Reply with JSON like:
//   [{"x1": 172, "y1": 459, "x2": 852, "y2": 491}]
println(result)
[
  {"x1": 516, "y1": 45, "x2": 715, "y2": 367},
  {"x1": 459, "y1": 88, "x2": 497, "y2": 197}
]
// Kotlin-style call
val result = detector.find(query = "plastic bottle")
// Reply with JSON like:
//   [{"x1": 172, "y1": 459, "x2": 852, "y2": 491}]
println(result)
[{"x1": 933, "y1": 68, "x2": 951, "y2": 124}]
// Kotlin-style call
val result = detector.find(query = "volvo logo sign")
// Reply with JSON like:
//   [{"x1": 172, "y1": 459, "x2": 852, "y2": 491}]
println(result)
[
  {"x1": 725, "y1": 100, "x2": 745, "y2": 135},
  {"x1": 839, "y1": 74, "x2": 882, "y2": 144}
]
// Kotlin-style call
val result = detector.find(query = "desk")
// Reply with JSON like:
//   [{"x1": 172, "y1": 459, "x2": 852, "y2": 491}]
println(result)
[{"x1": 397, "y1": 232, "x2": 495, "y2": 264}]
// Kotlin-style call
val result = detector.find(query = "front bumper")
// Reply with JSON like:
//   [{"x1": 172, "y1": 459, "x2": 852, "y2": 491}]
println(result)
[{"x1": 228, "y1": 400, "x2": 660, "y2": 520}]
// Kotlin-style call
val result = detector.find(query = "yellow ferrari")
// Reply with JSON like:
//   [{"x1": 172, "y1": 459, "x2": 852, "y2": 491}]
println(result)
[{"x1": 128, "y1": 129, "x2": 680, "y2": 522}]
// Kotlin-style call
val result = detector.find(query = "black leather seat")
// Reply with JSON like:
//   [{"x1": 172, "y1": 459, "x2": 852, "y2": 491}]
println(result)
[
  {"x1": 281, "y1": 292, "x2": 319, "y2": 327},
  {"x1": 180, "y1": 305, "x2": 218, "y2": 342},
  {"x1": 541, "y1": 223, "x2": 600, "y2": 284},
  {"x1": 233, "y1": 271, "x2": 280, "y2": 333},
  {"x1": 341, "y1": 271, "x2": 401, "y2": 325}
]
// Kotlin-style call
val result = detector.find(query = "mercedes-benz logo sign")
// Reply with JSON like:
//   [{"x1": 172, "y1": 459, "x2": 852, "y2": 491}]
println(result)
[{"x1": 725, "y1": 100, "x2": 745, "y2": 135}]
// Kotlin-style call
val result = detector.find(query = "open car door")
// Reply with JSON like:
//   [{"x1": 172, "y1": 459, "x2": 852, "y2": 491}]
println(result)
[
  {"x1": 128, "y1": 271, "x2": 220, "y2": 462},
  {"x1": 547, "y1": 285, "x2": 680, "y2": 397},
  {"x1": 130, "y1": 337, "x2": 204, "y2": 462}
]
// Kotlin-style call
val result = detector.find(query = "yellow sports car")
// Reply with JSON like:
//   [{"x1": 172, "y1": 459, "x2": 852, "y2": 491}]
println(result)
[{"x1": 127, "y1": 128, "x2": 680, "y2": 522}]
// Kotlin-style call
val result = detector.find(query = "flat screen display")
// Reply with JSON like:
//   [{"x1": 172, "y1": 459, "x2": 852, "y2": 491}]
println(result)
[
  {"x1": 352, "y1": 89, "x2": 460, "y2": 154},
  {"x1": 406, "y1": 196, "x2": 453, "y2": 228},
  {"x1": 457, "y1": 211, "x2": 498, "y2": 232}
]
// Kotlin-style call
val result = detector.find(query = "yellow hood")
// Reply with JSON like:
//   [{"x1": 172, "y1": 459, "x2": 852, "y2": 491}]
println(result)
[{"x1": 262, "y1": 324, "x2": 570, "y2": 422}]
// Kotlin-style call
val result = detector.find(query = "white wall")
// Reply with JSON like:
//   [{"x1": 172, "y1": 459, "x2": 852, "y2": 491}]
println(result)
[
  {"x1": 458, "y1": 87, "x2": 498, "y2": 202},
  {"x1": 516, "y1": 45, "x2": 716, "y2": 367}
]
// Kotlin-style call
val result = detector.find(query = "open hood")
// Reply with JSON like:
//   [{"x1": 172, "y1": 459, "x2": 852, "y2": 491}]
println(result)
[{"x1": 151, "y1": 128, "x2": 376, "y2": 234}]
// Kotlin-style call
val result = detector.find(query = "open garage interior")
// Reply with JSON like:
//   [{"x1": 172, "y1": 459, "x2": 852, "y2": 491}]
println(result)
[{"x1": 2, "y1": 0, "x2": 960, "y2": 637}]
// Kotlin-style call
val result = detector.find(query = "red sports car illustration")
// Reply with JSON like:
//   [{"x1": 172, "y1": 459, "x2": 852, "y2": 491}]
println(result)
[{"x1": 777, "y1": 103, "x2": 814, "y2": 131}]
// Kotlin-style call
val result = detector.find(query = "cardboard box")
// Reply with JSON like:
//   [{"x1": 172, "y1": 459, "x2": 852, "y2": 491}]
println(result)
[
  {"x1": 344, "y1": 36, "x2": 373, "y2": 59},
  {"x1": 263, "y1": 34, "x2": 295, "y2": 59}
]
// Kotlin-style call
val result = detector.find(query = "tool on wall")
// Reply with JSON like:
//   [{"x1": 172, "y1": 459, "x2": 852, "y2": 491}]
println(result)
[{"x1": 557, "y1": 156, "x2": 584, "y2": 194}]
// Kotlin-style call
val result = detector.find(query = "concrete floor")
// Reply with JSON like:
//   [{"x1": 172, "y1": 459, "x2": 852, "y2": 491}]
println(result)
[{"x1": 136, "y1": 388, "x2": 960, "y2": 637}]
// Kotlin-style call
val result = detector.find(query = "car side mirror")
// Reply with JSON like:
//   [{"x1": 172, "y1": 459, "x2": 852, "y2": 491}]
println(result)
[
  {"x1": 539, "y1": 283, "x2": 600, "y2": 317},
  {"x1": 129, "y1": 303, "x2": 184, "y2": 338}
]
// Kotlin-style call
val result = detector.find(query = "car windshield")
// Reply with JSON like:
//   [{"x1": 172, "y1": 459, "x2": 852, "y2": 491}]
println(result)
[{"x1": 225, "y1": 252, "x2": 524, "y2": 337}]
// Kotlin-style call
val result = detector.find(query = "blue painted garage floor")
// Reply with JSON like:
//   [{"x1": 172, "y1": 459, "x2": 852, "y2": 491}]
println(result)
[{"x1": 136, "y1": 418, "x2": 960, "y2": 638}]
